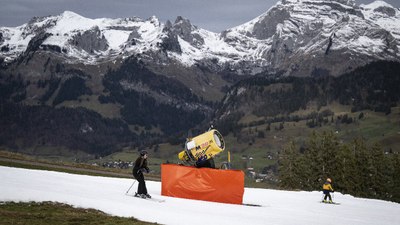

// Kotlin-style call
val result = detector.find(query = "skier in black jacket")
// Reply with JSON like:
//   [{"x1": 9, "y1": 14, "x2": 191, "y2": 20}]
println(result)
[{"x1": 132, "y1": 150, "x2": 151, "y2": 198}]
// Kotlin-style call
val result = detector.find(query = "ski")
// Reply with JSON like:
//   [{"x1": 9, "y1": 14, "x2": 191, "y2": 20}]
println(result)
[
  {"x1": 138, "y1": 197, "x2": 165, "y2": 203},
  {"x1": 242, "y1": 203, "x2": 263, "y2": 207},
  {"x1": 320, "y1": 201, "x2": 340, "y2": 205},
  {"x1": 125, "y1": 193, "x2": 165, "y2": 203}
]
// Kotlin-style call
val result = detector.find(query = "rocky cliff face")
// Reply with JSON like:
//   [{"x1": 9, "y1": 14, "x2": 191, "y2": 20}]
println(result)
[{"x1": 70, "y1": 26, "x2": 109, "y2": 53}]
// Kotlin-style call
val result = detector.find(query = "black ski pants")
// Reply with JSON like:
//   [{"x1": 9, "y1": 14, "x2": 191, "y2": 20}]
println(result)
[
  {"x1": 323, "y1": 190, "x2": 332, "y2": 201},
  {"x1": 134, "y1": 172, "x2": 147, "y2": 195}
]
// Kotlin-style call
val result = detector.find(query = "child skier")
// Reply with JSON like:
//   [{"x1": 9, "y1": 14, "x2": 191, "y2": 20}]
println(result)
[
  {"x1": 322, "y1": 178, "x2": 334, "y2": 203},
  {"x1": 132, "y1": 150, "x2": 151, "y2": 199}
]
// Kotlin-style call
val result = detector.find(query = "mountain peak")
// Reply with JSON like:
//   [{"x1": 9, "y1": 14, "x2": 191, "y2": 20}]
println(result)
[
  {"x1": 175, "y1": 16, "x2": 188, "y2": 23},
  {"x1": 174, "y1": 16, "x2": 194, "y2": 28},
  {"x1": 147, "y1": 15, "x2": 160, "y2": 24},
  {"x1": 281, "y1": 0, "x2": 356, "y2": 7},
  {"x1": 360, "y1": 0, "x2": 398, "y2": 17},
  {"x1": 361, "y1": 0, "x2": 395, "y2": 9},
  {"x1": 60, "y1": 11, "x2": 85, "y2": 20}
]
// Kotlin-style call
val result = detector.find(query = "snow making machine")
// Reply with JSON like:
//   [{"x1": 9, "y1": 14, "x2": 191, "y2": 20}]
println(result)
[
  {"x1": 161, "y1": 128, "x2": 245, "y2": 204},
  {"x1": 177, "y1": 128, "x2": 225, "y2": 166}
]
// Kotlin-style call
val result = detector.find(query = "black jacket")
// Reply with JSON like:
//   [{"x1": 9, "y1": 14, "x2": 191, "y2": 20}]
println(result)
[
  {"x1": 133, "y1": 156, "x2": 149, "y2": 175},
  {"x1": 195, "y1": 158, "x2": 215, "y2": 168}
]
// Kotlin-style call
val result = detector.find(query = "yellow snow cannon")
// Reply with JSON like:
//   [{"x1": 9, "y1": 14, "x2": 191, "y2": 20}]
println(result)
[{"x1": 178, "y1": 129, "x2": 225, "y2": 165}]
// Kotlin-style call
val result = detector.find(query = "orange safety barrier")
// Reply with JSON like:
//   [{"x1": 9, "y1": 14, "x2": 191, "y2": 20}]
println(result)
[{"x1": 161, "y1": 164, "x2": 244, "y2": 204}]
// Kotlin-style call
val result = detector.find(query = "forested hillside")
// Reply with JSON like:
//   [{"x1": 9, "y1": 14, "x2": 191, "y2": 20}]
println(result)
[
  {"x1": 100, "y1": 57, "x2": 211, "y2": 134},
  {"x1": 216, "y1": 61, "x2": 400, "y2": 134}
]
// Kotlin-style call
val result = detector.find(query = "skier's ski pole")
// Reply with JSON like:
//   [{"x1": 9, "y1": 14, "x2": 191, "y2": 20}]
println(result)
[{"x1": 126, "y1": 180, "x2": 136, "y2": 195}]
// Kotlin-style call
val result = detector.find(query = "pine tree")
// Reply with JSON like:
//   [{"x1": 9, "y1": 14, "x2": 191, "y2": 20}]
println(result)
[
  {"x1": 302, "y1": 132, "x2": 325, "y2": 189},
  {"x1": 392, "y1": 153, "x2": 400, "y2": 202},
  {"x1": 381, "y1": 151, "x2": 395, "y2": 200},
  {"x1": 352, "y1": 138, "x2": 374, "y2": 198},
  {"x1": 333, "y1": 143, "x2": 357, "y2": 194},
  {"x1": 368, "y1": 144, "x2": 386, "y2": 198},
  {"x1": 279, "y1": 141, "x2": 303, "y2": 189}
]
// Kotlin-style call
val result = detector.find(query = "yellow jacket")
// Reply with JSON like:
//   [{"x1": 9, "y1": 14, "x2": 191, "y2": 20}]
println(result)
[{"x1": 323, "y1": 183, "x2": 333, "y2": 191}]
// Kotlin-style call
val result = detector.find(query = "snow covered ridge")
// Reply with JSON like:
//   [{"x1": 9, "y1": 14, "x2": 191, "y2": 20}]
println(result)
[
  {"x1": 0, "y1": 0, "x2": 399, "y2": 76},
  {"x1": 0, "y1": 11, "x2": 165, "y2": 64},
  {"x1": 1, "y1": 166, "x2": 400, "y2": 225}
]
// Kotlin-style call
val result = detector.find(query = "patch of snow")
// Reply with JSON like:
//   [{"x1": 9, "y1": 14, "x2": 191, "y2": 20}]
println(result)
[
  {"x1": 237, "y1": 87, "x2": 246, "y2": 95},
  {"x1": 360, "y1": 0, "x2": 395, "y2": 10},
  {"x1": 1, "y1": 166, "x2": 400, "y2": 225},
  {"x1": 102, "y1": 29, "x2": 130, "y2": 49}
]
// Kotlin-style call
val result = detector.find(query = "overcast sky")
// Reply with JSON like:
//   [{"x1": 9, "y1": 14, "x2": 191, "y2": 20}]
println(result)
[{"x1": 0, "y1": 0, "x2": 399, "y2": 32}]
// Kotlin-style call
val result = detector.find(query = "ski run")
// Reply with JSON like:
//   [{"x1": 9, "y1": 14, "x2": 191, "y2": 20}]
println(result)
[{"x1": 1, "y1": 166, "x2": 400, "y2": 225}]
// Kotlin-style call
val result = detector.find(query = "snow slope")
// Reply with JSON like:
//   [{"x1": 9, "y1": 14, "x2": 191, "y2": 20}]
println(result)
[{"x1": 1, "y1": 166, "x2": 400, "y2": 225}]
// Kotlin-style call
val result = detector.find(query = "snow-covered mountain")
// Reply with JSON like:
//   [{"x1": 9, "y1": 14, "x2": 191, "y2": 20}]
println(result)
[
  {"x1": 1, "y1": 0, "x2": 399, "y2": 76},
  {"x1": 0, "y1": 11, "x2": 166, "y2": 64},
  {"x1": 1, "y1": 166, "x2": 400, "y2": 225},
  {"x1": 0, "y1": 10, "x2": 234, "y2": 67},
  {"x1": 222, "y1": 0, "x2": 400, "y2": 76}
]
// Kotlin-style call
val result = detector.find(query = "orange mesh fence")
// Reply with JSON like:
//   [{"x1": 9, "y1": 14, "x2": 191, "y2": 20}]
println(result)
[{"x1": 161, "y1": 164, "x2": 244, "y2": 204}]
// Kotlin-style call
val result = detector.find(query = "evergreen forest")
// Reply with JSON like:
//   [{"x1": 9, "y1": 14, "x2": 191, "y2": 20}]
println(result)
[{"x1": 279, "y1": 132, "x2": 400, "y2": 203}]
